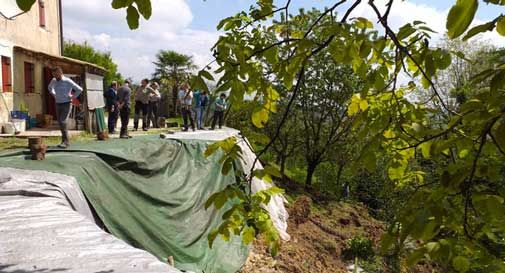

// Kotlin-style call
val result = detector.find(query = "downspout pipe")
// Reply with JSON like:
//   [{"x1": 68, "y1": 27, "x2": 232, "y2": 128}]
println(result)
[{"x1": 58, "y1": 0, "x2": 64, "y2": 56}]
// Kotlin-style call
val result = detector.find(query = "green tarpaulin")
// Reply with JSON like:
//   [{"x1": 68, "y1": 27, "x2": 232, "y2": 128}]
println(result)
[{"x1": 0, "y1": 136, "x2": 250, "y2": 273}]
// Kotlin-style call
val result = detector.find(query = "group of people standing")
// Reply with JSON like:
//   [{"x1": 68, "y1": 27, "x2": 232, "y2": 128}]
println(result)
[
  {"x1": 105, "y1": 80, "x2": 227, "y2": 138},
  {"x1": 178, "y1": 83, "x2": 227, "y2": 131},
  {"x1": 105, "y1": 78, "x2": 161, "y2": 137},
  {"x1": 48, "y1": 66, "x2": 229, "y2": 148},
  {"x1": 105, "y1": 79, "x2": 134, "y2": 139}
]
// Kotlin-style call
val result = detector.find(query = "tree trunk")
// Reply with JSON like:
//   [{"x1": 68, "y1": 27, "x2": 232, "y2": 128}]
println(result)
[
  {"x1": 305, "y1": 162, "x2": 317, "y2": 190},
  {"x1": 280, "y1": 155, "x2": 286, "y2": 176},
  {"x1": 171, "y1": 81, "x2": 178, "y2": 118},
  {"x1": 335, "y1": 163, "x2": 345, "y2": 199}
]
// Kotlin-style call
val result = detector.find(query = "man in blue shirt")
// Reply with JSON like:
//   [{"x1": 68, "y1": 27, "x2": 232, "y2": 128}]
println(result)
[
  {"x1": 48, "y1": 67, "x2": 83, "y2": 148},
  {"x1": 195, "y1": 90, "x2": 209, "y2": 130},
  {"x1": 192, "y1": 89, "x2": 202, "y2": 129},
  {"x1": 104, "y1": 81, "x2": 119, "y2": 134}
]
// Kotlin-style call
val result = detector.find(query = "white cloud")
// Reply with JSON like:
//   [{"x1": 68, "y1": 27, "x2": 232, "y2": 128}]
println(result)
[
  {"x1": 62, "y1": 0, "x2": 505, "y2": 81},
  {"x1": 352, "y1": 0, "x2": 505, "y2": 46},
  {"x1": 62, "y1": 0, "x2": 216, "y2": 81}
]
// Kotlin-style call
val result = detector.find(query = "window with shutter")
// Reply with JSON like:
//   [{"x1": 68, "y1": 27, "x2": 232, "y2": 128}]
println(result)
[
  {"x1": 24, "y1": 62, "x2": 35, "y2": 94},
  {"x1": 1, "y1": 56, "x2": 12, "y2": 92},
  {"x1": 39, "y1": 0, "x2": 46, "y2": 27}
]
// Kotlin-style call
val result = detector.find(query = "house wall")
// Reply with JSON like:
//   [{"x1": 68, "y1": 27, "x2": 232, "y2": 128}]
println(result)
[
  {"x1": 0, "y1": 0, "x2": 62, "y2": 56},
  {"x1": 0, "y1": 41, "x2": 13, "y2": 124},
  {"x1": 0, "y1": 0, "x2": 61, "y2": 125},
  {"x1": 12, "y1": 52, "x2": 45, "y2": 117}
]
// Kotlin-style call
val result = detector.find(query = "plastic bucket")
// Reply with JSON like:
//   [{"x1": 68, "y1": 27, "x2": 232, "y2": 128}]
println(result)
[
  {"x1": 12, "y1": 119, "x2": 26, "y2": 132},
  {"x1": 29, "y1": 117, "x2": 38, "y2": 128},
  {"x1": 2, "y1": 123, "x2": 15, "y2": 134}
]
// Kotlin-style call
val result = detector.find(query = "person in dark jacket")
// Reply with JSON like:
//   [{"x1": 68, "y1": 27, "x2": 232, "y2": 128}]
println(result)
[
  {"x1": 195, "y1": 90, "x2": 209, "y2": 129},
  {"x1": 117, "y1": 80, "x2": 133, "y2": 139},
  {"x1": 105, "y1": 81, "x2": 119, "y2": 134}
]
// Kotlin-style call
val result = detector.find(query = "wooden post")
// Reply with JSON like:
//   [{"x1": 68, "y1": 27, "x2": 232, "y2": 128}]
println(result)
[{"x1": 82, "y1": 66, "x2": 92, "y2": 133}]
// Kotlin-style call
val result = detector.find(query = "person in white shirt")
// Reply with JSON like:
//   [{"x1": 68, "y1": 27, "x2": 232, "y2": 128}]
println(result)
[
  {"x1": 178, "y1": 83, "x2": 195, "y2": 131},
  {"x1": 47, "y1": 67, "x2": 83, "y2": 148},
  {"x1": 147, "y1": 82, "x2": 161, "y2": 128}
]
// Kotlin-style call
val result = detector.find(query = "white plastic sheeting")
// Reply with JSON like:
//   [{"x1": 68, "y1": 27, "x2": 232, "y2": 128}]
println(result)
[
  {"x1": 0, "y1": 167, "x2": 181, "y2": 273},
  {"x1": 164, "y1": 128, "x2": 291, "y2": 241}
]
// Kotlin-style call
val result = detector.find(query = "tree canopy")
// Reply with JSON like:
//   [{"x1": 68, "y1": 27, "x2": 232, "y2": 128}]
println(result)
[
  {"x1": 197, "y1": 1, "x2": 505, "y2": 272},
  {"x1": 152, "y1": 50, "x2": 196, "y2": 116},
  {"x1": 63, "y1": 41, "x2": 123, "y2": 86},
  {"x1": 17, "y1": 0, "x2": 505, "y2": 271}
]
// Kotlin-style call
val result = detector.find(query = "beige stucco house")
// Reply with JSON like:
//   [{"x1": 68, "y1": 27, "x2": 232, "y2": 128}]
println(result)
[{"x1": 0, "y1": 0, "x2": 106, "y2": 131}]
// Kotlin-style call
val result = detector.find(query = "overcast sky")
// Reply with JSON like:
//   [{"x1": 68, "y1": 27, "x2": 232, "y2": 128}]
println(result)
[{"x1": 62, "y1": 0, "x2": 505, "y2": 81}]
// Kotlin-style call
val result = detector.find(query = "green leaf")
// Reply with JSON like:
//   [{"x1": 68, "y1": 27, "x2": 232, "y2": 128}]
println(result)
[
  {"x1": 419, "y1": 142, "x2": 432, "y2": 159},
  {"x1": 380, "y1": 232, "x2": 396, "y2": 253},
  {"x1": 191, "y1": 74, "x2": 210, "y2": 93},
  {"x1": 205, "y1": 192, "x2": 218, "y2": 209},
  {"x1": 354, "y1": 17, "x2": 373, "y2": 29},
  {"x1": 496, "y1": 16, "x2": 505, "y2": 36},
  {"x1": 199, "y1": 70, "x2": 215, "y2": 81},
  {"x1": 264, "y1": 165, "x2": 282, "y2": 178},
  {"x1": 264, "y1": 187, "x2": 284, "y2": 196},
  {"x1": 490, "y1": 70, "x2": 505, "y2": 92},
  {"x1": 214, "y1": 191, "x2": 228, "y2": 209},
  {"x1": 222, "y1": 157, "x2": 234, "y2": 175},
  {"x1": 111, "y1": 0, "x2": 133, "y2": 9},
  {"x1": 208, "y1": 229, "x2": 219, "y2": 248},
  {"x1": 452, "y1": 256, "x2": 470, "y2": 273},
  {"x1": 134, "y1": 0, "x2": 152, "y2": 20},
  {"x1": 359, "y1": 99, "x2": 369, "y2": 111},
  {"x1": 425, "y1": 242, "x2": 440, "y2": 253},
  {"x1": 407, "y1": 248, "x2": 426, "y2": 266},
  {"x1": 485, "y1": 0, "x2": 505, "y2": 4},
  {"x1": 252, "y1": 107, "x2": 269, "y2": 128},
  {"x1": 362, "y1": 152, "x2": 377, "y2": 172},
  {"x1": 16, "y1": 0, "x2": 36, "y2": 11},
  {"x1": 269, "y1": 239, "x2": 280, "y2": 256},
  {"x1": 249, "y1": 132, "x2": 270, "y2": 145},
  {"x1": 242, "y1": 226, "x2": 256, "y2": 245},
  {"x1": 397, "y1": 24, "x2": 416, "y2": 40},
  {"x1": 126, "y1": 5, "x2": 140, "y2": 30},
  {"x1": 463, "y1": 21, "x2": 496, "y2": 40},
  {"x1": 493, "y1": 122, "x2": 505, "y2": 151},
  {"x1": 470, "y1": 68, "x2": 495, "y2": 85},
  {"x1": 204, "y1": 142, "x2": 220, "y2": 158},
  {"x1": 446, "y1": 0, "x2": 479, "y2": 39}
]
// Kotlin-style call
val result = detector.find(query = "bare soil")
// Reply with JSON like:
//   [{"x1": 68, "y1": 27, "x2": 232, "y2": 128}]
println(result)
[
  {"x1": 241, "y1": 197, "x2": 385, "y2": 273},
  {"x1": 241, "y1": 196, "x2": 440, "y2": 273}
]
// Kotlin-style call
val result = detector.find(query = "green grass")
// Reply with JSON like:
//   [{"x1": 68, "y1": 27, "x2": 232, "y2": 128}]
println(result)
[
  {"x1": 166, "y1": 117, "x2": 183, "y2": 124},
  {"x1": 0, "y1": 133, "x2": 96, "y2": 151}
]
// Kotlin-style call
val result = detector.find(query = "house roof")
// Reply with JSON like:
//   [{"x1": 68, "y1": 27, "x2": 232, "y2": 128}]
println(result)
[{"x1": 14, "y1": 46, "x2": 107, "y2": 75}]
